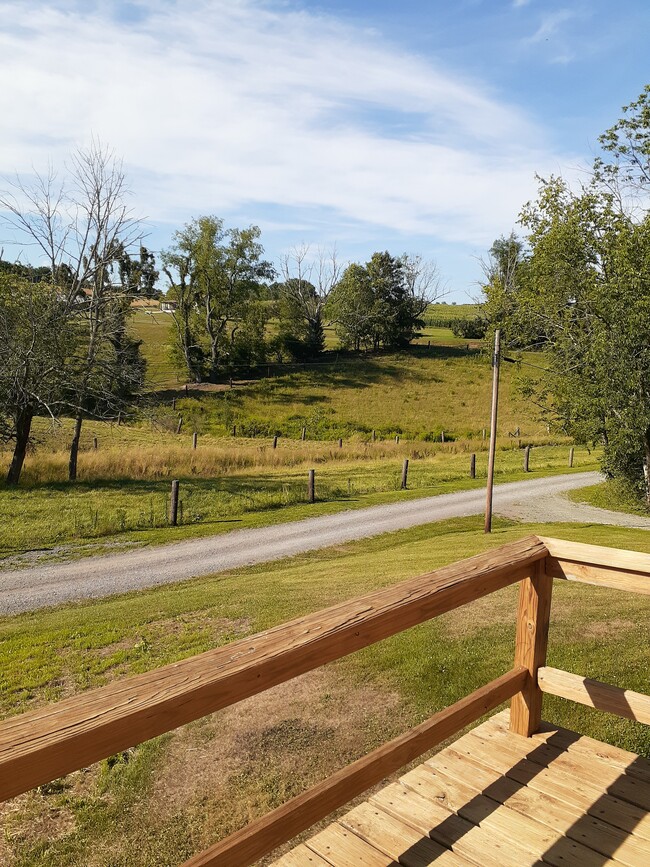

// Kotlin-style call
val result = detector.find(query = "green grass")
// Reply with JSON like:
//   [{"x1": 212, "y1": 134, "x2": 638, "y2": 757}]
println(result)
[
  {"x1": 0, "y1": 442, "x2": 598, "y2": 559},
  {"x1": 1, "y1": 517, "x2": 649, "y2": 865},
  {"x1": 568, "y1": 478, "x2": 650, "y2": 516},
  {"x1": 129, "y1": 309, "x2": 179, "y2": 390}
]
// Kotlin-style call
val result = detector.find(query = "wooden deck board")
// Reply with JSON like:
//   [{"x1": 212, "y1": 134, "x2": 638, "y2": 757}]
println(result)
[{"x1": 272, "y1": 712, "x2": 650, "y2": 866}]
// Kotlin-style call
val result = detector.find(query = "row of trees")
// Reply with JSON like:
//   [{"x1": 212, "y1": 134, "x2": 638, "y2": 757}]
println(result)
[
  {"x1": 1, "y1": 145, "x2": 441, "y2": 484},
  {"x1": 0, "y1": 143, "x2": 158, "y2": 485},
  {"x1": 483, "y1": 84, "x2": 650, "y2": 503},
  {"x1": 161, "y1": 221, "x2": 442, "y2": 381}
]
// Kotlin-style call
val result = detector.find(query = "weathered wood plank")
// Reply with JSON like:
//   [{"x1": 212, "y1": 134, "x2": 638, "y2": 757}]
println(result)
[
  {"x1": 180, "y1": 668, "x2": 526, "y2": 867},
  {"x1": 305, "y1": 821, "x2": 399, "y2": 866},
  {"x1": 401, "y1": 763, "x2": 606, "y2": 867},
  {"x1": 272, "y1": 843, "x2": 330, "y2": 866},
  {"x1": 541, "y1": 537, "x2": 650, "y2": 594},
  {"x1": 538, "y1": 667, "x2": 650, "y2": 725},
  {"x1": 510, "y1": 560, "x2": 553, "y2": 736},
  {"x1": 0, "y1": 536, "x2": 544, "y2": 803},
  {"x1": 369, "y1": 781, "x2": 531, "y2": 867},
  {"x1": 339, "y1": 801, "x2": 468, "y2": 866},
  {"x1": 428, "y1": 749, "x2": 649, "y2": 867},
  {"x1": 546, "y1": 558, "x2": 650, "y2": 595}
]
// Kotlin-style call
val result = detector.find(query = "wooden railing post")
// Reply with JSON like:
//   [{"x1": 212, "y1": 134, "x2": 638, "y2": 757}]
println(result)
[{"x1": 510, "y1": 560, "x2": 553, "y2": 736}]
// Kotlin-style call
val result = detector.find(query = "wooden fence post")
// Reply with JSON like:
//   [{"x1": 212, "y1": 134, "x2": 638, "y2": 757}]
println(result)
[
  {"x1": 169, "y1": 480, "x2": 179, "y2": 526},
  {"x1": 117, "y1": 411, "x2": 122, "y2": 426},
  {"x1": 569, "y1": 447, "x2": 574, "y2": 468},
  {"x1": 338, "y1": 438, "x2": 343, "y2": 449},
  {"x1": 511, "y1": 561, "x2": 553, "y2": 736},
  {"x1": 273, "y1": 435, "x2": 278, "y2": 449},
  {"x1": 395, "y1": 435, "x2": 400, "y2": 445},
  {"x1": 93, "y1": 437, "x2": 98, "y2": 451},
  {"x1": 401, "y1": 459, "x2": 409, "y2": 490},
  {"x1": 523, "y1": 445, "x2": 530, "y2": 472},
  {"x1": 308, "y1": 469, "x2": 315, "y2": 504},
  {"x1": 185, "y1": 384, "x2": 188, "y2": 395},
  {"x1": 192, "y1": 432, "x2": 198, "y2": 450},
  {"x1": 176, "y1": 417, "x2": 183, "y2": 435},
  {"x1": 301, "y1": 427, "x2": 306, "y2": 441},
  {"x1": 232, "y1": 425, "x2": 237, "y2": 437},
  {"x1": 372, "y1": 430, "x2": 376, "y2": 442},
  {"x1": 470, "y1": 453, "x2": 476, "y2": 479},
  {"x1": 482, "y1": 428, "x2": 486, "y2": 441},
  {"x1": 441, "y1": 431, "x2": 445, "y2": 443}
]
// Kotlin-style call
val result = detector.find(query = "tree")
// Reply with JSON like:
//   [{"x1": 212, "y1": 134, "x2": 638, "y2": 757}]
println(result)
[
  {"x1": 1, "y1": 142, "x2": 148, "y2": 481},
  {"x1": 483, "y1": 170, "x2": 650, "y2": 503},
  {"x1": 326, "y1": 251, "x2": 440, "y2": 350},
  {"x1": 0, "y1": 273, "x2": 79, "y2": 484},
  {"x1": 276, "y1": 246, "x2": 340, "y2": 360},
  {"x1": 162, "y1": 217, "x2": 274, "y2": 382}
]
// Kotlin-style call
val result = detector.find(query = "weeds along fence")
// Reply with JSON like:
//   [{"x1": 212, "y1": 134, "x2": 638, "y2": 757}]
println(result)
[{"x1": 1, "y1": 442, "x2": 596, "y2": 552}]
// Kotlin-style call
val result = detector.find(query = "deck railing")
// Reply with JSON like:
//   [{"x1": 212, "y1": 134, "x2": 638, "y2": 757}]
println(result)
[{"x1": 0, "y1": 534, "x2": 648, "y2": 866}]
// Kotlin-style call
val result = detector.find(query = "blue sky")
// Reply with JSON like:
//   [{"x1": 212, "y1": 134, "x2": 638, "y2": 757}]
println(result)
[{"x1": 1, "y1": 0, "x2": 649, "y2": 299}]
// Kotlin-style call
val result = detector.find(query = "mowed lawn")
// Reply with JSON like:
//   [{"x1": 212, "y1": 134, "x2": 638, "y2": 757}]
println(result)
[{"x1": 1, "y1": 517, "x2": 648, "y2": 865}]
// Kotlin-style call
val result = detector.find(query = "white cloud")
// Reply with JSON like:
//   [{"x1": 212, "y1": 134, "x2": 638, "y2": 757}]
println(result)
[{"x1": 0, "y1": 0, "x2": 578, "y2": 252}]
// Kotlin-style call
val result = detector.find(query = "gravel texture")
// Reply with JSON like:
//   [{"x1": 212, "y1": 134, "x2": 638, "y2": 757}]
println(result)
[{"x1": 3, "y1": 471, "x2": 647, "y2": 616}]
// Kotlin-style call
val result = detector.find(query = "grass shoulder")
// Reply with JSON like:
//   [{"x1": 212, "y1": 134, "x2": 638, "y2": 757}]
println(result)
[{"x1": 567, "y1": 478, "x2": 650, "y2": 516}]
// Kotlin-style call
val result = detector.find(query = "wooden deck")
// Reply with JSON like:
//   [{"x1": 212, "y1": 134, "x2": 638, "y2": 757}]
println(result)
[{"x1": 274, "y1": 710, "x2": 650, "y2": 867}]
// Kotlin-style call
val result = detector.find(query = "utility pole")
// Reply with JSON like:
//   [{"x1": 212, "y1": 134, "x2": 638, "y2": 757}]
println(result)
[{"x1": 485, "y1": 329, "x2": 501, "y2": 533}]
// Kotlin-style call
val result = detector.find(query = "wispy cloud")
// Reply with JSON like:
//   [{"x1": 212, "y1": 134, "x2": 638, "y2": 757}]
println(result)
[{"x1": 0, "y1": 0, "x2": 577, "y2": 252}]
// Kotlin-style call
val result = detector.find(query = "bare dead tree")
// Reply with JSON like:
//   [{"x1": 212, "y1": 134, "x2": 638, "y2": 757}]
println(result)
[{"x1": 1, "y1": 141, "x2": 147, "y2": 481}]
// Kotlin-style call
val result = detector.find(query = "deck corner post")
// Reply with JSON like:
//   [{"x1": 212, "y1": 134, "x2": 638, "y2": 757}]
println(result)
[{"x1": 510, "y1": 559, "x2": 553, "y2": 736}]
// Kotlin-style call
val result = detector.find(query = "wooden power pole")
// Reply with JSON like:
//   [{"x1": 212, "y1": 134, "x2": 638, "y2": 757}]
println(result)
[{"x1": 485, "y1": 329, "x2": 501, "y2": 533}]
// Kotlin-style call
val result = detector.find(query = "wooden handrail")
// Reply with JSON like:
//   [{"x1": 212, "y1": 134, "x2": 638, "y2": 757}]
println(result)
[
  {"x1": 541, "y1": 537, "x2": 650, "y2": 595},
  {"x1": 0, "y1": 535, "x2": 545, "y2": 803},
  {"x1": 182, "y1": 667, "x2": 528, "y2": 867},
  {"x1": 538, "y1": 667, "x2": 650, "y2": 725}
]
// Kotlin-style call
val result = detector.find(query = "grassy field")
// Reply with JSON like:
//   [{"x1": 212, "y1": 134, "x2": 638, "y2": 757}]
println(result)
[
  {"x1": 1, "y1": 423, "x2": 596, "y2": 559},
  {"x1": 569, "y1": 478, "x2": 649, "y2": 516},
  {"x1": 1, "y1": 517, "x2": 648, "y2": 865}
]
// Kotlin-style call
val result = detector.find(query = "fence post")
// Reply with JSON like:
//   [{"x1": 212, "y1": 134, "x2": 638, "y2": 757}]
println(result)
[
  {"x1": 176, "y1": 417, "x2": 183, "y2": 435},
  {"x1": 441, "y1": 431, "x2": 445, "y2": 443},
  {"x1": 273, "y1": 435, "x2": 278, "y2": 449},
  {"x1": 511, "y1": 560, "x2": 553, "y2": 736},
  {"x1": 470, "y1": 453, "x2": 476, "y2": 479},
  {"x1": 301, "y1": 427, "x2": 306, "y2": 441},
  {"x1": 401, "y1": 459, "x2": 409, "y2": 490},
  {"x1": 395, "y1": 435, "x2": 400, "y2": 444},
  {"x1": 232, "y1": 425, "x2": 237, "y2": 437},
  {"x1": 372, "y1": 430, "x2": 376, "y2": 442},
  {"x1": 569, "y1": 447, "x2": 574, "y2": 468},
  {"x1": 93, "y1": 437, "x2": 98, "y2": 451},
  {"x1": 338, "y1": 438, "x2": 343, "y2": 449},
  {"x1": 523, "y1": 445, "x2": 530, "y2": 473},
  {"x1": 308, "y1": 469, "x2": 315, "y2": 504},
  {"x1": 192, "y1": 432, "x2": 198, "y2": 450},
  {"x1": 169, "y1": 480, "x2": 179, "y2": 526},
  {"x1": 482, "y1": 428, "x2": 486, "y2": 441}
]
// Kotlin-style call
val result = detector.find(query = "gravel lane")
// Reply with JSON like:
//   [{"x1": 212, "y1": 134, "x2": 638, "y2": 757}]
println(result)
[{"x1": 3, "y1": 471, "x2": 646, "y2": 615}]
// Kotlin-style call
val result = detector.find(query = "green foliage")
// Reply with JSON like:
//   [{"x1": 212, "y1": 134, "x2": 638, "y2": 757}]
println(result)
[
  {"x1": 450, "y1": 316, "x2": 487, "y2": 340},
  {"x1": 483, "y1": 86, "x2": 650, "y2": 502},
  {"x1": 162, "y1": 217, "x2": 274, "y2": 382},
  {"x1": 326, "y1": 252, "x2": 431, "y2": 350}
]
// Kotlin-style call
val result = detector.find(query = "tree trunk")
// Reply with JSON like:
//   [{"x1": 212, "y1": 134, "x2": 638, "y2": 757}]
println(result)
[
  {"x1": 644, "y1": 427, "x2": 650, "y2": 507},
  {"x1": 6, "y1": 408, "x2": 33, "y2": 485},
  {"x1": 68, "y1": 414, "x2": 83, "y2": 482}
]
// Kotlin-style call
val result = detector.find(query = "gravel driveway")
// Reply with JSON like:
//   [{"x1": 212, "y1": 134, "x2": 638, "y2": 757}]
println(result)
[{"x1": 2, "y1": 471, "x2": 648, "y2": 616}]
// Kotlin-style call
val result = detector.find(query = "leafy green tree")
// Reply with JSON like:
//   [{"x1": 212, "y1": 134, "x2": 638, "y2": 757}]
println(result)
[
  {"x1": 326, "y1": 252, "x2": 439, "y2": 350},
  {"x1": 484, "y1": 171, "x2": 650, "y2": 502},
  {"x1": 162, "y1": 217, "x2": 274, "y2": 382}
]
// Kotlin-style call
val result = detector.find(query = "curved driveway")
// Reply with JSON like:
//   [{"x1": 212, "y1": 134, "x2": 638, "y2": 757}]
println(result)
[{"x1": 3, "y1": 471, "x2": 649, "y2": 615}]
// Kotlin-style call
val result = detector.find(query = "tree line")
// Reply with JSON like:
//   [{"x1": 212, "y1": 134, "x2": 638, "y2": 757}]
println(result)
[
  {"x1": 0, "y1": 148, "x2": 440, "y2": 485},
  {"x1": 482, "y1": 83, "x2": 650, "y2": 505},
  {"x1": 161, "y1": 218, "x2": 441, "y2": 382}
]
